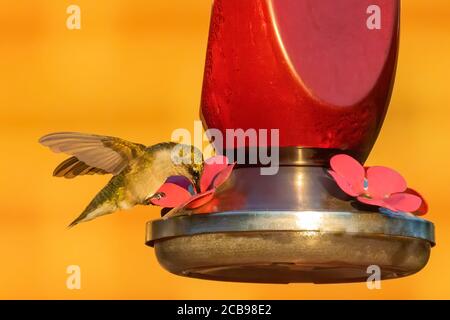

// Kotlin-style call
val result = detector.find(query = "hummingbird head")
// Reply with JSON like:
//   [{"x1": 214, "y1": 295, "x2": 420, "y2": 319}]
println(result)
[
  {"x1": 171, "y1": 143, "x2": 204, "y2": 189},
  {"x1": 189, "y1": 161, "x2": 203, "y2": 190},
  {"x1": 187, "y1": 146, "x2": 204, "y2": 190}
]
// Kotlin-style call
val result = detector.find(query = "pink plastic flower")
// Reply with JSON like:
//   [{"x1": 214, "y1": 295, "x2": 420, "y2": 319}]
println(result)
[
  {"x1": 151, "y1": 155, "x2": 235, "y2": 209},
  {"x1": 328, "y1": 154, "x2": 428, "y2": 215}
]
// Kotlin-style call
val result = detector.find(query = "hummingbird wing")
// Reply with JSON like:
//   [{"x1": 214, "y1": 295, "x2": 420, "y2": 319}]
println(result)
[
  {"x1": 39, "y1": 132, "x2": 147, "y2": 178},
  {"x1": 51, "y1": 156, "x2": 109, "y2": 178}
]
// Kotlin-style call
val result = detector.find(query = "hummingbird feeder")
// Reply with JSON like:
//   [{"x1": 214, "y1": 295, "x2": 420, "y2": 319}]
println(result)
[{"x1": 145, "y1": 0, "x2": 435, "y2": 283}]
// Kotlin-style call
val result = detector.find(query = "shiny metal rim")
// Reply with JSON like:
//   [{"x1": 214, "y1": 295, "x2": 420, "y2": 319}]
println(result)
[
  {"x1": 146, "y1": 211, "x2": 435, "y2": 246},
  {"x1": 224, "y1": 146, "x2": 364, "y2": 166}
]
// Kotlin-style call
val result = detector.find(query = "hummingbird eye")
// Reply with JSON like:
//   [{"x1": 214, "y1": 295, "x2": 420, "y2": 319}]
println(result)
[
  {"x1": 190, "y1": 164, "x2": 203, "y2": 185},
  {"x1": 194, "y1": 163, "x2": 203, "y2": 173}
]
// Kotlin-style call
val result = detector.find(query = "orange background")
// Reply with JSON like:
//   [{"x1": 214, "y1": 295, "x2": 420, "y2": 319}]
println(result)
[{"x1": 0, "y1": 0, "x2": 449, "y2": 299}]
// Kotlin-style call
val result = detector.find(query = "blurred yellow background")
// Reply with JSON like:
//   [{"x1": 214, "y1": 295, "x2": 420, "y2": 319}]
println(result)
[{"x1": 0, "y1": 0, "x2": 449, "y2": 299}]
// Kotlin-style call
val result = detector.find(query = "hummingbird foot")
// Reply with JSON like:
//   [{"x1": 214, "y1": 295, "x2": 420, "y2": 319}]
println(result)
[{"x1": 143, "y1": 192, "x2": 166, "y2": 205}]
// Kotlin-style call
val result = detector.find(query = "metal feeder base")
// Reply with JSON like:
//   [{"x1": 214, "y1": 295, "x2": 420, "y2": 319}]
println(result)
[
  {"x1": 147, "y1": 211, "x2": 434, "y2": 284},
  {"x1": 146, "y1": 151, "x2": 435, "y2": 284}
]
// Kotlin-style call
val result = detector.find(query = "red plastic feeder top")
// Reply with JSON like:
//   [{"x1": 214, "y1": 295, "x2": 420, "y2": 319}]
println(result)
[{"x1": 201, "y1": 0, "x2": 400, "y2": 160}]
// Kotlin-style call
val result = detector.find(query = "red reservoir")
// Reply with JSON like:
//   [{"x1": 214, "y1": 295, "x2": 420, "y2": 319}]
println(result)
[{"x1": 201, "y1": 0, "x2": 400, "y2": 160}]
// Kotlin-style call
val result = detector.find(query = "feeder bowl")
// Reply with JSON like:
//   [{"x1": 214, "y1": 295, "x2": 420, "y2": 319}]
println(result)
[{"x1": 146, "y1": 148, "x2": 435, "y2": 284}]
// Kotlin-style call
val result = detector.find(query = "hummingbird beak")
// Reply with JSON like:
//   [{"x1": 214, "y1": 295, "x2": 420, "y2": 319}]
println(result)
[
  {"x1": 190, "y1": 162, "x2": 203, "y2": 192},
  {"x1": 193, "y1": 172, "x2": 201, "y2": 191}
]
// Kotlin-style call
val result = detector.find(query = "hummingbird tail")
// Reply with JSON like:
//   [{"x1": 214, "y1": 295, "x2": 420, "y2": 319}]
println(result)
[
  {"x1": 68, "y1": 204, "x2": 116, "y2": 227},
  {"x1": 68, "y1": 180, "x2": 120, "y2": 227}
]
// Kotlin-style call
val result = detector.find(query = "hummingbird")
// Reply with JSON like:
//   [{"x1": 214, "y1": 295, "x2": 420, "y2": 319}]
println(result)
[{"x1": 39, "y1": 132, "x2": 203, "y2": 227}]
